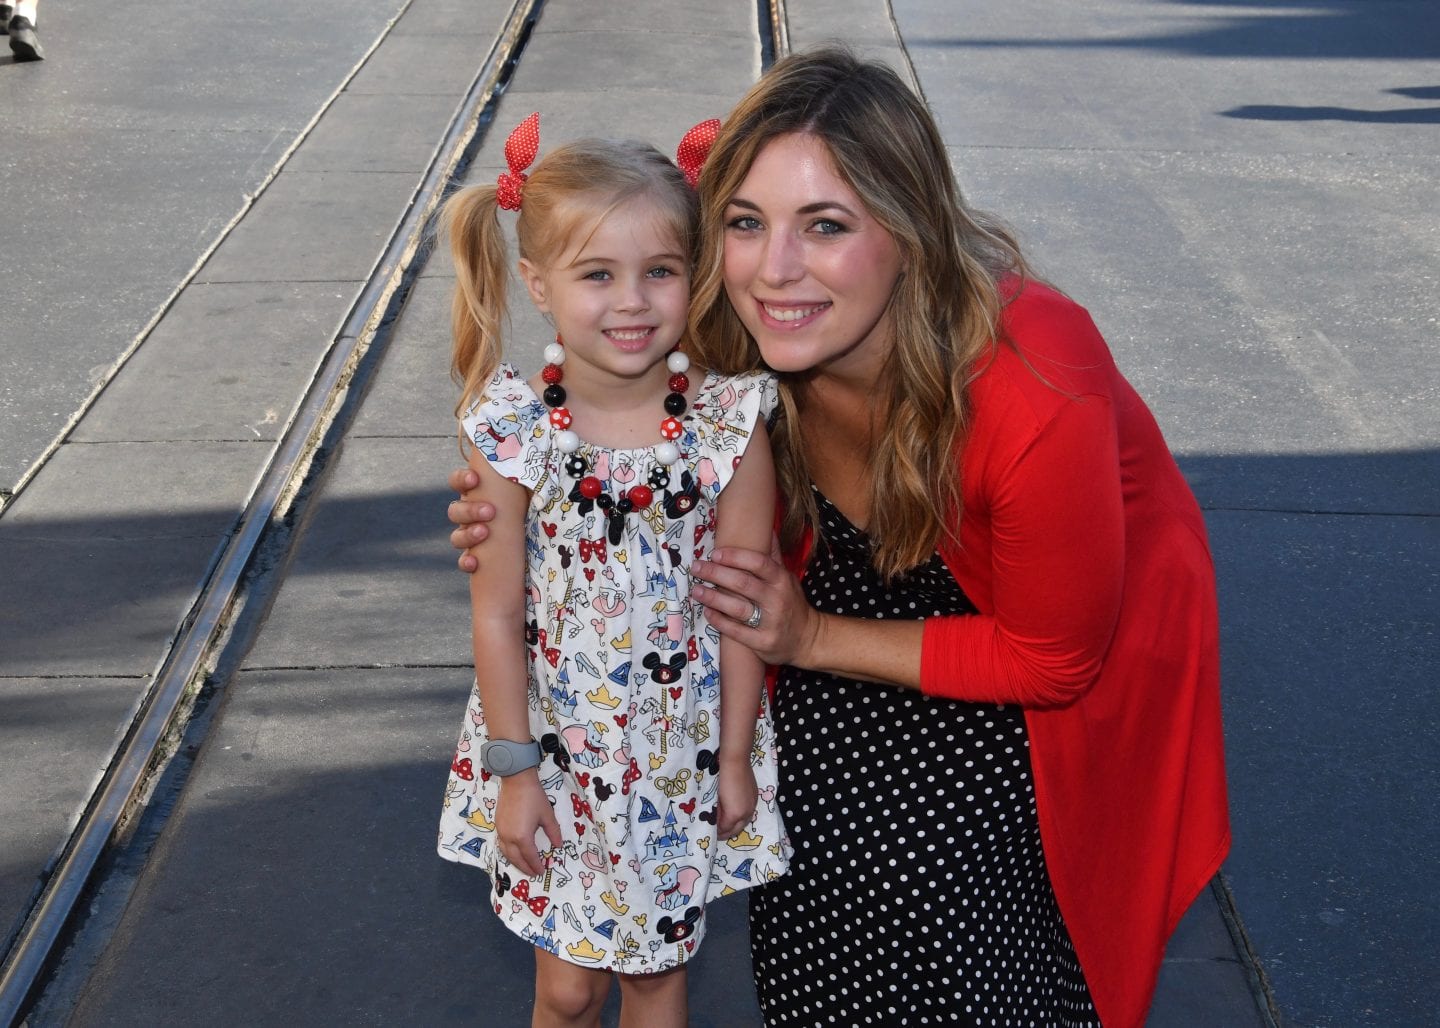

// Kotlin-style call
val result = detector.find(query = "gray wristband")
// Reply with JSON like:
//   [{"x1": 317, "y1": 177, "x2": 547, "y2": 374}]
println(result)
[{"x1": 480, "y1": 738, "x2": 542, "y2": 776}]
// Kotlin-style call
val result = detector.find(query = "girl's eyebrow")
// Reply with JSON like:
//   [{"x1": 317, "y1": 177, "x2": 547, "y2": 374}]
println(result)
[
  {"x1": 726, "y1": 197, "x2": 860, "y2": 218},
  {"x1": 570, "y1": 252, "x2": 686, "y2": 267}
]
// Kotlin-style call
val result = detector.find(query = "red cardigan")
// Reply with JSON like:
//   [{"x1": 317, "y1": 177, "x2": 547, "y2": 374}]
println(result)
[
  {"x1": 915, "y1": 281, "x2": 1231, "y2": 1025},
  {"x1": 781, "y1": 280, "x2": 1229, "y2": 1024}
]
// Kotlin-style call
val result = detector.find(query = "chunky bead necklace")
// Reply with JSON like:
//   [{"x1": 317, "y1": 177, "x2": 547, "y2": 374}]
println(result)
[{"x1": 541, "y1": 340, "x2": 696, "y2": 544}]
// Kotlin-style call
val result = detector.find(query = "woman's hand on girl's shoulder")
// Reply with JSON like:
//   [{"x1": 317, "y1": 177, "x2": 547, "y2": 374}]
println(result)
[{"x1": 448, "y1": 465, "x2": 498, "y2": 572}]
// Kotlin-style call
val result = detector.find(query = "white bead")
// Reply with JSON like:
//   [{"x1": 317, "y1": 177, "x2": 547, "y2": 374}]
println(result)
[
  {"x1": 666, "y1": 351, "x2": 690, "y2": 374},
  {"x1": 655, "y1": 442, "x2": 681, "y2": 465},
  {"x1": 544, "y1": 343, "x2": 565, "y2": 365},
  {"x1": 556, "y1": 430, "x2": 580, "y2": 453}
]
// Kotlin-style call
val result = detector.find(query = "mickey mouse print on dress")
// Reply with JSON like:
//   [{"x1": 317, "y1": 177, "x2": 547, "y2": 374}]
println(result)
[{"x1": 439, "y1": 362, "x2": 790, "y2": 973}]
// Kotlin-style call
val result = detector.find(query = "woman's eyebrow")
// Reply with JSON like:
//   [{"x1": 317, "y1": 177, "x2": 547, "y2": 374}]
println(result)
[{"x1": 725, "y1": 197, "x2": 859, "y2": 217}]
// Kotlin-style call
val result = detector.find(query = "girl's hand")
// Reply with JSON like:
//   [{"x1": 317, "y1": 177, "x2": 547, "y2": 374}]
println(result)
[
  {"x1": 494, "y1": 771, "x2": 562, "y2": 877},
  {"x1": 447, "y1": 466, "x2": 497, "y2": 573},
  {"x1": 716, "y1": 757, "x2": 758, "y2": 840},
  {"x1": 692, "y1": 539, "x2": 821, "y2": 668}
]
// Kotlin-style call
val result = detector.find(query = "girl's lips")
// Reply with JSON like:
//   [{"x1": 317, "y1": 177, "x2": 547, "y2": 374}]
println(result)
[
  {"x1": 756, "y1": 300, "x2": 831, "y2": 329},
  {"x1": 603, "y1": 326, "x2": 657, "y2": 351}
]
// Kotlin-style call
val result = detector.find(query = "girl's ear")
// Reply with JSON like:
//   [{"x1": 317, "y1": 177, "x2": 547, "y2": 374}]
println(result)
[{"x1": 517, "y1": 258, "x2": 550, "y2": 313}]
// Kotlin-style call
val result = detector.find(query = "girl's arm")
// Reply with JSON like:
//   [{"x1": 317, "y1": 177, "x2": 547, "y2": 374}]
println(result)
[
  {"x1": 464, "y1": 444, "x2": 561, "y2": 876},
  {"x1": 710, "y1": 421, "x2": 776, "y2": 839}
]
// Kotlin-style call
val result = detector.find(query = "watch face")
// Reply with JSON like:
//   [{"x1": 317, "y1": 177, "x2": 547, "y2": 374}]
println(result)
[{"x1": 484, "y1": 740, "x2": 539, "y2": 775}]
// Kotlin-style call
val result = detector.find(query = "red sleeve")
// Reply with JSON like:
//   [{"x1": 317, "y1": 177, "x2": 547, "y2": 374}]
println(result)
[{"x1": 920, "y1": 395, "x2": 1125, "y2": 707}]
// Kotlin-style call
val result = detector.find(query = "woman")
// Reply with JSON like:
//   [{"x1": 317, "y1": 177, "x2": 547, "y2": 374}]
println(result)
[{"x1": 448, "y1": 47, "x2": 1229, "y2": 1027}]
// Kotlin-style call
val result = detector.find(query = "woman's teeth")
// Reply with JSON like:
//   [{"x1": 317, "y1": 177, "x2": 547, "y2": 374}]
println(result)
[{"x1": 763, "y1": 303, "x2": 827, "y2": 322}]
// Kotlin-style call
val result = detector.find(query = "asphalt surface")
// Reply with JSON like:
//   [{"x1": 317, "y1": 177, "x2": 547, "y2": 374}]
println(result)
[{"x1": 2, "y1": 0, "x2": 1437, "y2": 1024}]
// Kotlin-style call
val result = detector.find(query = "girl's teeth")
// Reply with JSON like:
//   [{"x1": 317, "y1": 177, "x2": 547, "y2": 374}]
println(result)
[
  {"x1": 607, "y1": 330, "x2": 649, "y2": 340},
  {"x1": 764, "y1": 304, "x2": 826, "y2": 322}
]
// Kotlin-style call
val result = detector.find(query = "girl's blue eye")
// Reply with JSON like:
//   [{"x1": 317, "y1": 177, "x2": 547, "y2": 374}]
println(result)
[
  {"x1": 647, "y1": 266, "x2": 678, "y2": 278},
  {"x1": 584, "y1": 270, "x2": 611, "y2": 281}
]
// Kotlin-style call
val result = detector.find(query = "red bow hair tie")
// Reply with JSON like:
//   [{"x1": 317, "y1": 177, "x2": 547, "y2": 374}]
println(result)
[
  {"x1": 676, "y1": 118, "x2": 720, "y2": 189},
  {"x1": 496, "y1": 112, "x2": 540, "y2": 210}
]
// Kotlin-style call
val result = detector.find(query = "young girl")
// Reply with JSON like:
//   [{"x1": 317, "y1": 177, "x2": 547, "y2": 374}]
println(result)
[{"x1": 435, "y1": 115, "x2": 789, "y2": 1026}]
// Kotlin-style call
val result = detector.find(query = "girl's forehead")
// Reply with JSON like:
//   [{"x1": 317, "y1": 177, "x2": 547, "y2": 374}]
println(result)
[{"x1": 558, "y1": 196, "x2": 686, "y2": 265}]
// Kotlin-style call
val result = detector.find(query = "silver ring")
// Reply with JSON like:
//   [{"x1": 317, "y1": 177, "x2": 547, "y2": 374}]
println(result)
[{"x1": 744, "y1": 603, "x2": 763, "y2": 629}]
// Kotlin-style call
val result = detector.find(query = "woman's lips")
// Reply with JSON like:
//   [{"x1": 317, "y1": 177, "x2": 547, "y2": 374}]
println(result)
[{"x1": 757, "y1": 300, "x2": 831, "y2": 329}]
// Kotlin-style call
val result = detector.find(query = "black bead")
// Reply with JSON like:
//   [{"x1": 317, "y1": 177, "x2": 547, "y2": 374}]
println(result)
[
  {"x1": 565, "y1": 455, "x2": 588, "y2": 477},
  {"x1": 617, "y1": 497, "x2": 634, "y2": 514},
  {"x1": 543, "y1": 384, "x2": 566, "y2": 407},
  {"x1": 596, "y1": 494, "x2": 614, "y2": 511},
  {"x1": 664, "y1": 392, "x2": 688, "y2": 415},
  {"x1": 648, "y1": 468, "x2": 670, "y2": 489}
]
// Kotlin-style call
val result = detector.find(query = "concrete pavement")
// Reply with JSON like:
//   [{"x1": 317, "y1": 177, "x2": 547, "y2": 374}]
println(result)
[{"x1": 3, "y1": 0, "x2": 1436, "y2": 1023}]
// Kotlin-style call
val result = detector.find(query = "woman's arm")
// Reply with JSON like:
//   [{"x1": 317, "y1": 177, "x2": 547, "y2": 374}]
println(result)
[
  {"x1": 693, "y1": 545, "x2": 926, "y2": 688},
  {"x1": 695, "y1": 396, "x2": 1126, "y2": 707},
  {"x1": 710, "y1": 422, "x2": 775, "y2": 838},
  {"x1": 463, "y1": 446, "x2": 561, "y2": 875}
]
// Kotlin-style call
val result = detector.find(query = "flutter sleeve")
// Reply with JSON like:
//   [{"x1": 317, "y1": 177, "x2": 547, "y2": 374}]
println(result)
[
  {"x1": 685, "y1": 370, "x2": 777, "y2": 500},
  {"x1": 457, "y1": 362, "x2": 551, "y2": 491}
]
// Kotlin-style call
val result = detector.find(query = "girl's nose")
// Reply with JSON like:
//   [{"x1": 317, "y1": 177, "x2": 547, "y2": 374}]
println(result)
[{"x1": 614, "y1": 277, "x2": 651, "y2": 313}]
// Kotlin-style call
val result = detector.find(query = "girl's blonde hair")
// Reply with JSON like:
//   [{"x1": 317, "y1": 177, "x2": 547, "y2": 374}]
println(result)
[
  {"x1": 688, "y1": 46, "x2": 1034, "y2": 579},
  {"x1": 445, "y1": 137, "x2": 698, "y2": 416}
]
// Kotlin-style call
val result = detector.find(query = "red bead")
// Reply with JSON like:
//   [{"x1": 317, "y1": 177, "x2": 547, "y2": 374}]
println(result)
[
  {"x1": 579, "y1": 477, "x2": 603, "y2": 499},
  {"x1": 549, "y1": 407, "x2": 572, "y2": 429},
  {"x1": 542, "y1": 364, "x2": 564, "y2": 384},
  {"x1": 668, "y1": 373, "x2": 689, "y2": 393},
  {"x1": 660, "y1": 417, "x2": 683, "y2": 440},
  {"x1": 627, "y1": 485, "x2": 654, "y2": 509}
]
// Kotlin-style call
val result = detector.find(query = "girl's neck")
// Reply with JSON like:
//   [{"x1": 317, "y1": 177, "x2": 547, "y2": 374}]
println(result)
[{"x1": 530, "y1": 360, "x2": 700, "y2": 450}]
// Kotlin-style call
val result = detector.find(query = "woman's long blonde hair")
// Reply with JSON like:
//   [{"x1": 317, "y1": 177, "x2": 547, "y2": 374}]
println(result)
[
  {"x1": 445, "y1": 137, "x2": 698, "y2": 416},
  {"x1": 689, "y1": 46, "x2": 1033, "y2": 579}
]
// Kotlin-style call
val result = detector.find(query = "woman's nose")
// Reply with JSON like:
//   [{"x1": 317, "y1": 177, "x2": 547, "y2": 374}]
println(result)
[{"x1": 758, "y1": 232, "x2": 802, "y2": 288}]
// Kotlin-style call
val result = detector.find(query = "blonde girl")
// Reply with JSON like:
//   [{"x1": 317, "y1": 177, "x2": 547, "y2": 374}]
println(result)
[{"x1": 435, "y1": 117, "x2": 789, "y2": 1028}]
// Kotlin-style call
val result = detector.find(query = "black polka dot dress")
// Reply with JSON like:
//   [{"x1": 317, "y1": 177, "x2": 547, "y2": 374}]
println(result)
[{"x1": 748, "y1": 490, "x2": 1099, "y2": 1026}]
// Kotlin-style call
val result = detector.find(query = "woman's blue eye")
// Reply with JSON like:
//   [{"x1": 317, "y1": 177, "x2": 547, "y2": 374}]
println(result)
[
  {"x1": 813, "y1": 219, "x2": 846, "y2": 235},
  {"x1": 727, "y1": 215, "x2": 762, "y2": 231}
]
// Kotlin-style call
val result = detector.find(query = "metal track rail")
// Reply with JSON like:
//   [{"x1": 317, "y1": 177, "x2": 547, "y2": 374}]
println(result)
[{"x1": 0, "y1": 1, "x2": 543, "y2": 1021}]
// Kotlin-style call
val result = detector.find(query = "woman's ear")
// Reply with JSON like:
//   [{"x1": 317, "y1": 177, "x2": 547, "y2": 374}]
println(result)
[{"x1": 517, "y1": 258, "x2": 550, "y2": 313}]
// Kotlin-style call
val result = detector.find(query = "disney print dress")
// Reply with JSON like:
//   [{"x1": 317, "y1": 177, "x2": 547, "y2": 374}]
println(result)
[{"x1": 438, "y1": 362, "x2": 790, "y2": 974}]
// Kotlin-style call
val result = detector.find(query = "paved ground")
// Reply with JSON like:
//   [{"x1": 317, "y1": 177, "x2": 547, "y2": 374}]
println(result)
[{"x1": 2, "y1": 0, "x2": 1436, "y2": 1024}]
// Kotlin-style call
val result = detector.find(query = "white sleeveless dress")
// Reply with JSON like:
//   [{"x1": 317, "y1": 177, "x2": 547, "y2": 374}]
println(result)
[{"x1": 438, "y1": 362, "x2": 790, "y2": 974}]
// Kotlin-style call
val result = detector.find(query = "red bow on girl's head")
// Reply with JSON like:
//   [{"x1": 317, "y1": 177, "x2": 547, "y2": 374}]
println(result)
[
  {"x1": 676, "y1": 118, "x2": 721, "y2": 189},
  {"x1": 496, "y1": 112, "x2": 541, "y2": 210}
]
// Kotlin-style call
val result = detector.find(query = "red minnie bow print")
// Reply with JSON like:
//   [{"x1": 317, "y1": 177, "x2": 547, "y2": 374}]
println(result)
[
  {"x1": 510, "y1": 878, "x2": 550, "y2": 917},
  {"x1": 579, "y1": 538, "x2": 607, "y2": 563}
]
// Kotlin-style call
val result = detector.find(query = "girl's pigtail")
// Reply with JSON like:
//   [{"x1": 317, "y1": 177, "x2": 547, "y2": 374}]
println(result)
[{"x1": 446, "y1": 184, "x2": 511, "y2": 420}]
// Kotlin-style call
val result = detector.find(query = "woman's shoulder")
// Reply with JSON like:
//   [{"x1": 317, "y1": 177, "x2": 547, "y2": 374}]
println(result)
[{"x1": 975, "y1": 280, "x2": 1117, "y2": 402}]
